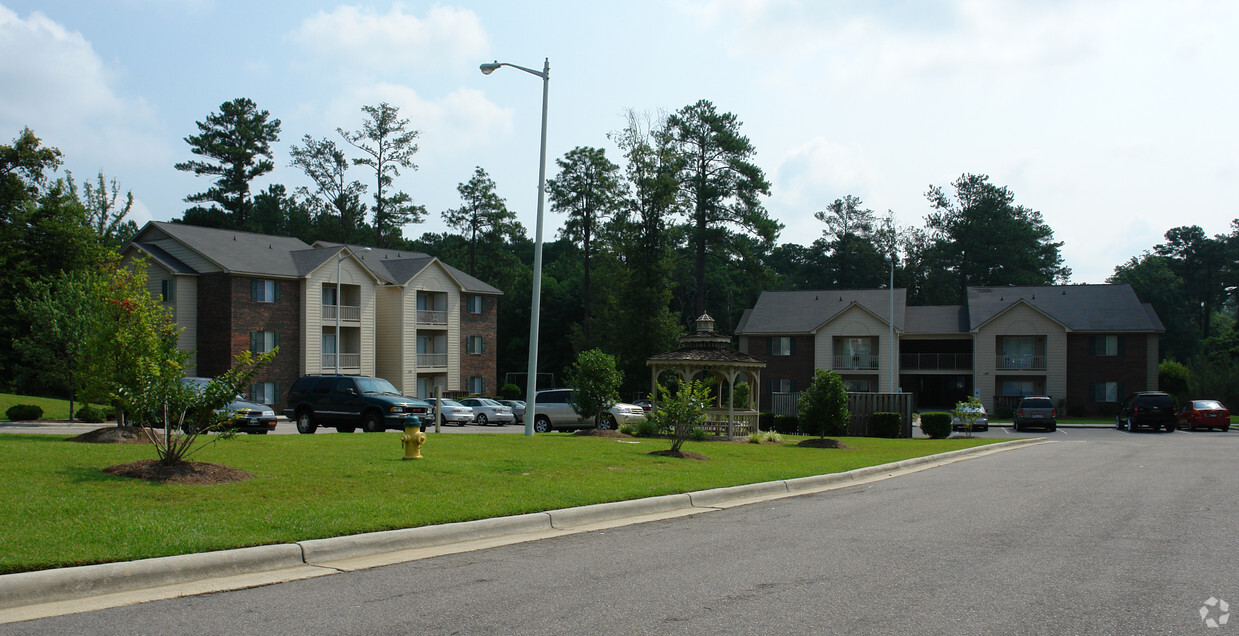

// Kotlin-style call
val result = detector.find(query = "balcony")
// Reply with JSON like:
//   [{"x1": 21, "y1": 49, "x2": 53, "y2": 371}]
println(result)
[
  {"x1": 321, "y1": 305, "x2": 361, "y2": 322},
  {"x1": 995, "y1": 355, "x2": 1046, "y2": 371},
  {"x1": 832, "y1": 354, "x2": 879, "y2": 370},
  {"x1": 321, "y1": 353, "x2": 361, "y2": 369},
  {"x1": 417, "y1": 353, "x2": 448, "y2": 368},
  {"x1": 900, "y1": 353, "x2": 973, "y2": 371},
  {"x1": 417, "y1": 310, "x2": 448, "y2": 326}
]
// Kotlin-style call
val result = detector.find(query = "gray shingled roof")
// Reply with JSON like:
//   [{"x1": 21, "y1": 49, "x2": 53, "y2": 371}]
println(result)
[
  {"x1": 904, "y1": 305, "x2": 968, "y2": 334},
  {"x1": 130, "y1": 242, "x2": 196, "y2": 275},
  {"x1": 317, "y1": 242, "x2": 502, "y2": 295},
  {"x1": 135, "y1": 222, "x2": 314, "y2": 277},
  {"x1": 735, "y1": 289, "x2": 907, "y2": 335},
  {"x1": 967, "y1": 285, "x2": 1163, "y2": 332}
]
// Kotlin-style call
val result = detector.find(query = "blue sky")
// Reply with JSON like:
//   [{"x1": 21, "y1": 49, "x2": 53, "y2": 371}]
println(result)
[{"x1": 3, "y1": 0, "x2": 1236, "y2": 283}]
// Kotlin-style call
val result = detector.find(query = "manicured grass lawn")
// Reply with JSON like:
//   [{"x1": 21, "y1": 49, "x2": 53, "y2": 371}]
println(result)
[
  {"x1": 0, "y1": 393, "x2": 100, "y2": 421},
  {"x1": 0, "y1": 431, "x2": 999, "y2": 574}
]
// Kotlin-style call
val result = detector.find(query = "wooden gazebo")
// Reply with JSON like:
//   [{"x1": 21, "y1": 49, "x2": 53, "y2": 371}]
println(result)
[{"x1": 646, "y1": 314, "x2": 766, "y2": 438}]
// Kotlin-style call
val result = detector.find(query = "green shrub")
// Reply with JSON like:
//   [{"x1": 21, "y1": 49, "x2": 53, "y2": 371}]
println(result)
[
  {"x1": 75, "y1": 406, "x2": 104, "y2": 423},
  {"x1": 870, "y1": 412, "x2": 902, "y2": 438},
  {"x1": 798, "y1": 369, "x2": 849, "y2": 437},
  {"x1": 634, "y1": 419, "x2": 660, "y2": 438},
  {"x1": 748, "y1": 430, "x2": 783, "y2": 444},
  {"x1": 499, "y1": 383, "x2": 522, "y2": 400},
  {"x1": 773, "y1": 414, "x2": 799, "y2": 435},
  {"x1": 920, "y1": 412, "x2": 952, "y2": 439},
  {"x1": 6, "y1": 405, "x2": 43, "y2": 421},
  {"x1": 689, "y1": 427, "x2": 708, "y2": 442},
  {"x1": 759, "y1": 411, "x2": 775, "y2": 431},
  {"x1": 618, "y1": 423, "x2": 637, "y2": 436}
]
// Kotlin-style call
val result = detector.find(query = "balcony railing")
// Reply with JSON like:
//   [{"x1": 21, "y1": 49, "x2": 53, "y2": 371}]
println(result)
[
  {"x1": 995, "y1": 355, "x2": 1046, "y2": 371},
  {"x1": 417, "y1": 310, "x2": 448, "y2": 326},
  {"x1": 832, "y1": 354, "x2": 879, "y2": 370},
  {"x1": 417, "y1": 353, "x2": 448, "y2": 368},
  {"x1": 321, "y1": 305, "x2": 361, "y2": 322},
  {"x1": 321, "y1": 353, "x2": 361, "y2": 369},
  {"x1": 900, "y1": 353, "x2": 973, "y2": 371}
]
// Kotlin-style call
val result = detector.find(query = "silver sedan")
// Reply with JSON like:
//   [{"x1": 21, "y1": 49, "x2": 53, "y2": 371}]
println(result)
[{"x1": 458, "y1": 398, "x2": 516, "y2": 426}]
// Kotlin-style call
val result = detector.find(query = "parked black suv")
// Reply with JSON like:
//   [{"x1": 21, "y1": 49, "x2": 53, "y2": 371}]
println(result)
[
  {"x1": 284, "y1": 375, "x2": 432, "y2": 433},
  {"x1": 1013, "y1": 396, "x2": 1056, "y2": 432},
  {"x1": 1116, "y1": 391, "x2": 1176, "y2": 432}
]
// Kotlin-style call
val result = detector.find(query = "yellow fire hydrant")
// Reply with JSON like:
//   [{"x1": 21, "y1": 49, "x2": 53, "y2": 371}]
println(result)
[{"x1": 401, "y1": 426, "x2": 427, "y2": 460}]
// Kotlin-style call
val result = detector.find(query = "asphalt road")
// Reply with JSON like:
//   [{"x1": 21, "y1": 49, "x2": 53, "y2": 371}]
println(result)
[{"x1": 7, "y1": 427, "x2": 1237, "y2": 634}]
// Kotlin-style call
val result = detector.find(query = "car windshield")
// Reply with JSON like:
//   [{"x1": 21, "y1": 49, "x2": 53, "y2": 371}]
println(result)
[
  {"x1": 1194, "y1": 400, "x2": 1225, "y2": 410},
  {"x1": 479, "y1": 399, "x2": 500, "y2": 406},
  {"x1": 355, "y1": 377, "x2": 401, "y2": 395},
  {"x1": 442, "y1": 399, "x2": 463, "y2": 407}
]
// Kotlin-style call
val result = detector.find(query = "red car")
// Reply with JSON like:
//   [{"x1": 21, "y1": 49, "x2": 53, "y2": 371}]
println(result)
[{"x1": 1177, "y1": 400, "x2": 1231, "y2": 432}]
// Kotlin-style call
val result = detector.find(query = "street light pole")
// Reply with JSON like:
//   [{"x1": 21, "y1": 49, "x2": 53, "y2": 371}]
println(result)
[
  {"x1": 481, "y1": 58, "x2": 549, "y2": 437},
  {"x1": 335, "y1": 246, "x2": 371, "y2": 375}
]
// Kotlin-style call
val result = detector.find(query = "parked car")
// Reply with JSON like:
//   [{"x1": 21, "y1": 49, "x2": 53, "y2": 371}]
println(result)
[
  {"x1": 951, "y1": 402, "x2": 989, "y2": 432},
  {"x1": 530, "y1": 388, "x2": 586, "y2": 433},
  {"x1": 632, "y1": 399, "x2": 654, "y2": 414},
  {"x1": 283, "y1": 375, "x2": 432, "y2": 433},
  {"x1": 459, "y1": 397, "x2": 516, "y2": 426},
  {"x1": 1116, "y1": 391, "x2": 1176, "y2": 432},
  {"x1": 181, "y1": 377, "x2": 277, "y2": 434},
  {"x1": 608, "y1": 402, "x2": 648, "y2": 428},
  {"x1": 496, "y1": 399, "x2": 526, "y2": 425},
  {"x1": 1177, "y1": 399, "x2": 1230, "y2": 432},
  {"x1": 1012, "y1": 396, "x2": 1056, "y2": 432},
  {"x1": 436, "y1": 399, "x2": 475, "y2": 426}
]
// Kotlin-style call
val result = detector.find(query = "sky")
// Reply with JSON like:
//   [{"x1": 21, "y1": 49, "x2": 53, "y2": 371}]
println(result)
[{"x1": 2, "y1": 0, "x2": 1236, "y2": 284}]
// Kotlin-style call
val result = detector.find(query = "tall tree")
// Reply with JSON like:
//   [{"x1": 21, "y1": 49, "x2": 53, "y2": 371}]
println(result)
[
  {"x1": 175, "y1": 97, "x2": 281, "y2": 231},
  {"x1": 925, "y1": 173, "x2": 1069, "y2": 303},
  {"x1": 1154, "y1": 225, "x2": 1228, "y2": 340},
  {"x1": 442, "y1": 166, "x2": 518, "y2": 277},
  {"x1": 547, "y1": 146, "x2": 624, "y2": 347},
  {"x1": 68, "y1": 171, "x2": 137, "y2": 248},
  {"x1": 288, "y1": 134, "x2": 368, "y2": 243},
  {"x1": 667, "y1": 99, "x2": 779, "y2": 316},
  {"x1": 339, "y1": 102, "x2": 425, "y2": 248},
  {"x1": 814, "y1": 195, "x2": 891, "y2": 289},
  {"x1": 1109, "y1": 252, "x2": 1196, "y2": 362}
]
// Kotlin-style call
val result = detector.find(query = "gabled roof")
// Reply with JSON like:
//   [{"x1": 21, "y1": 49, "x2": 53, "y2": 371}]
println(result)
[
  {"x1": 967, "y1": 285, "x2": 1163, "y2": 333},
  {"x1": 734, "y1": 289, "x2": 906, "y2": 335},
  {"x1": 132, "y1": 221, "x2": 314, "y2": 277},
  {"x1": 128, "y1": 241, "x2": 196, "y2": 275},
  {"x1": 316, "y1": 242, "x2": 502, "y2": 295}
]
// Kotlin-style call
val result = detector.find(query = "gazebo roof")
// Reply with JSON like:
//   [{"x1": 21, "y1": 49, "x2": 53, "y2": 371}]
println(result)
[{"x1": 646, "y1": 313, "x2": 766, "y2": 368}]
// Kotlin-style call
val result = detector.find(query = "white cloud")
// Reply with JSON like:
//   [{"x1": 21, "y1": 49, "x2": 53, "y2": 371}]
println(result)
[
  {"x1": 322, "y1": 83, "x2": 511, "y2": 154},
  {"x1": 290, "y1": 4, "x2": 488, "y2": 74}
]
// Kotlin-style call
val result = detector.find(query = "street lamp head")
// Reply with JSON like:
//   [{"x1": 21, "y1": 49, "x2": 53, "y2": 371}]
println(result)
[
  {"x1": 479, "y1": 61, "x2": 501, "y2": 75},
  {"x1": 355, "y1": 247, "x2": 372, "y2": 256}
]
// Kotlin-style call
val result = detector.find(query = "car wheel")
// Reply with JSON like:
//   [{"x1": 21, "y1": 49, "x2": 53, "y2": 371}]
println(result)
[
  {"x1": 296, "y1": 410, "x2": 317, "y2": 434},
  {"x1": 476, "y1": 413, "x2": 488, "y2": 426},
  {"x1": 533, "y1": 416, "x2": 552, "y2": 433},
  {"x1": 1047, "y1": 425, "x2": 1056, "y2": 433},
  {"x1": 1164, "y1": 422, "x2": 1175, "y2": 432},
  {"x1": 1012, "y1": 420, "x2": 1020, "y2": 432},
  {"x1": 364, "y1": 412, "x2": 385, "y2": 433},
  {"x1": 337, "y1": 426, "x2": 355, "y2": 433},
  {"x1": 1222, "y1": 426, "x2": 1230, "y2": 433},
  {"x1": 598, "y1": 415, "x2": 616, "y2": 430}
]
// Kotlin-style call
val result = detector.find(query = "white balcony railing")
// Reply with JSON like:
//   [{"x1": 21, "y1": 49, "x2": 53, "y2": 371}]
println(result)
[
  {"x1": 832, "y1": 354, "x2": 880, "y2": 370},
  {"x1": 995, "y1": 355, "x2": 1046, "y2": 370},
  {"x1": 321, "y1": 353, "x2": 361, "y2": 370},
  {"x1": 321, "y1": 305, "x2": 361, "y2": 322},
  {"x1": 417, "y1": 353, "x2": 448, "y2": 368},
  {"x1": 417, "y1": 310, "x2": 448, "y2": 326}
]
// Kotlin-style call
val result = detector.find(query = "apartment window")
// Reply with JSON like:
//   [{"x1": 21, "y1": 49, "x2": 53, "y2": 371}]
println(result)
[
  {"x1": 250, "y1": 382, "x2": 279, "y2": 404},
  {"x1": 1090, "y1": 381, "x2": 1121, "y2": 403},
  {"x1": 772, "y1": 379, "x2": 795, "y2": 393},
  {"x1": 466, "y1": 295, "x2": 484, "y2": 314},
  {"x1": 768, "y1": 337, "x2": 792, "y2": 356},
  {"x1": 250, "y1": 331, "x2": 279, "y2": 353},
  {"x1": 252, "y1": 279, "x2": 280, "y2": 303},
  {"x1": 160, "y1": 279, "x2": 174, "y2": 302},
  {"x1": 1090, "y1": 335, "x2": 1122, "y2": 356},
  {"x1": 844, "y1": 378, "x2": 873, "y2": 392},
  {"x1": 466, "y1": 336, "x2": 486, "y2": 354},
  {"x1": 466, "y1": 376, "x2": 485, "y2": 394}
]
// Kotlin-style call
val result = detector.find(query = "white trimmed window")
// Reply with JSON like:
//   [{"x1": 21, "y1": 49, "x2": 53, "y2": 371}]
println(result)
[
  {"x1": 250, "y1": 382, "x2": 279, "y2": 404},
  {"x1": 1091, "y1": 381, "x2": 1120, "y2": 402},
  {"x1": 251, "y1": 331, "x2": 279, "y2": 354},
  {"x1": 1092, "y1": 335, "x2": 1120, "y2": 356},
  {"x1": 466, "y1": 376, "x2": 485, "y2": 394},
  {"x1": 252, "y1": 279, "x2": 280, "y2": 303},
  {"x1": 466, "y1": 295, "x2": 484, "y2": 314},
  {"x1": 770, "y1": 337, "x2": 792, "y2": 356},
  {"x1": 466, "y1": 336, "x2": 486, "y2": 354},
  {"x1": 160, "y1": 279, "x2": 174, "y2": 302}
]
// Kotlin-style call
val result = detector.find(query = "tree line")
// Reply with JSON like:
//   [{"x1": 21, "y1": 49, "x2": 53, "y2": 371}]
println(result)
[{"x1": 4, "y1": 91, "x2": 1237, "y2": 403}]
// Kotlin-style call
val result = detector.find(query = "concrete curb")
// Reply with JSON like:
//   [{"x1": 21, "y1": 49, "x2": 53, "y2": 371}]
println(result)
[
  {"x1": 0, "y1": 544, "x2": 304, "y2": 611},
  {"x1": 0, "y1": 438, "x2": 1043, "y2": 614}
]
